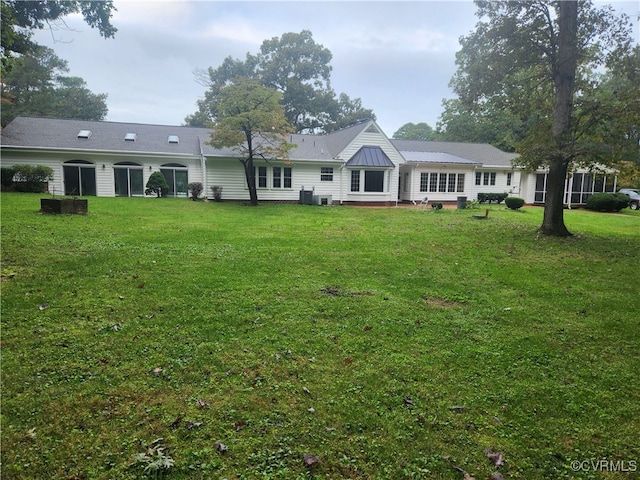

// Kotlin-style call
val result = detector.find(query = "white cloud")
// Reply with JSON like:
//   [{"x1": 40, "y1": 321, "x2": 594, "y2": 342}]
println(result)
[{"x1": 202, "y1": 19, "x2": 269, "y2": 45}]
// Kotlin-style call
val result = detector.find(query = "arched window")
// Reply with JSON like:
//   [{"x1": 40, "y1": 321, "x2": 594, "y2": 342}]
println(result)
[
  {"x1": 160, "y1": 163, "x2": 188, "y2": 197},
  {"x1": 114, "y1": 162, "x2": 143, "y2": 197},
  {"x1": 63, "y1": 160, "x2": 96, "y2": 196}
]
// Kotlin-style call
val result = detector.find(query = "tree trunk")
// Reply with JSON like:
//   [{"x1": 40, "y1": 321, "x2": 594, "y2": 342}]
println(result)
[
  {"x1": 540, "y1": 0, "x2": 578, "y2": 237},
  {"x1": 241, "y1": 157, "x2": 259, "y2": 206},
  {"x1": 541, "y1": 157, "x2": 571, "y2": 235}
]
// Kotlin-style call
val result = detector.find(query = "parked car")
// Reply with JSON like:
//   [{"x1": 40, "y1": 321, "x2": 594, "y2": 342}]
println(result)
[{"x1": 619, "y1": 188, "x2": 640, "y2": 210}]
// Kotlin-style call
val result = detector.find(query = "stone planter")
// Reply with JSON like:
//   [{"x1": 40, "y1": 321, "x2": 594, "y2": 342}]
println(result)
[{"x1": 40, "y1": 198, "x2": 88, "y2": 215}]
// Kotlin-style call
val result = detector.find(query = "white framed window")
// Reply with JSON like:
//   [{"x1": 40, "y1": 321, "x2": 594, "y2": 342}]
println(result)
[
  {"x1": 321, "y1": 167, "x2": 333, "y2": 182},
  {"x1": 350, "y1": 170, "x2": 360, "y2": 192},
  {"x1": 272, "y1": 167, "x2": 292, "y2": 189},
  {"x1": 255, "y1": 166, "x2": 267, "y2": 188}
]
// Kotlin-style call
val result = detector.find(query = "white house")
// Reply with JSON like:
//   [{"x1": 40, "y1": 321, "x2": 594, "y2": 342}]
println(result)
[{"x1": 0, "y1": 116, "x2": 616, "y2": 206}]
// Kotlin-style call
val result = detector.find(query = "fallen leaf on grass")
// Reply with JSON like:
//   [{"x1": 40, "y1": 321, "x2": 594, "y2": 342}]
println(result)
[
  {"x1": 169, "y1": 416, "x2": 183, "y2": 429},
  {"x1": 38, "y1": 303, "x2": 49, "y2": 311},
  {"x1": 187, "y1": 421, "x2": 203, "y2": 430},
  {"x1": 196, "y1": 398, "x2": 210, "y2": 409},
  {"x1": 303, "y1": 453, "x2": 320, "y2": 467},
  {"x1": 485, "y1": 448, "x2": 505, "y2": 466},
  {"x1": 490, "y1": 473, "x2": 505, "y2": 480},
  {"x1": 234, "y1": 420, "x2": 246, "y2": 431},
  {"x1": 303, "y1": 387, "x2": 311, "y2": 395},
  {"x1": 450, "y1": 405, "x2": 468, "y2": 413},
  {"x1": 152, "y1": 367, "x2": 163, "y2": 376},
  {"x1": 364, "y1": 325, "x2": 372, "y2": 331},
  {"x1": 453, "y1": 465, "x2": 475, "y2": 480},
  {"x1": 404, "y1": 397, "x2": 415, "y2": 408},
  {"x1": 214, "y1": 440, "x2": 227, "y2": 453}
]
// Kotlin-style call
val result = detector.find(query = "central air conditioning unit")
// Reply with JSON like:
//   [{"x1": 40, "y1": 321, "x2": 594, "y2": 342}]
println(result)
[{"x1": 312, "y1": 195, "x2": 332, "y2": 206}]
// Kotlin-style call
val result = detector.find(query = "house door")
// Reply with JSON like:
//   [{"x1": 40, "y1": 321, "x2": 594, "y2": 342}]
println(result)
[
  {"x1": 160, "y1": 164, "x2": 188, "y2": 197},
  {"x1": 114, "y1": 162, "x2": 144, "y2": 196},
  {"x1": 63, "y1": 160, "x2": 96, "y2": 196}
]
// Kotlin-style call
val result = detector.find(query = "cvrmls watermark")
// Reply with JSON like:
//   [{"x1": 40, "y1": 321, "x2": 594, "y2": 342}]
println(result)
[{"x1": 571, "y1": 459, "x2": 637, "y2": 472}]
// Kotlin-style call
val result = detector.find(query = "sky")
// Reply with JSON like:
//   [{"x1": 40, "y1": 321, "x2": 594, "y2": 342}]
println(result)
[{"x1": 32, "y1": 0, "x2": 640, "y2": 137}]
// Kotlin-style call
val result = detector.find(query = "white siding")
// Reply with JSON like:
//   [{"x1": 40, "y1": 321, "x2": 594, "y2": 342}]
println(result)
[
  {"x1": 1, "y1": 148, "x2": 202, "y2": 197},
  {"x1": 205, "y1": 158, "x2": 344, "y2": 202},
  {"x1": 334, "y1": 122, "x2": 404, "y2": 204}
]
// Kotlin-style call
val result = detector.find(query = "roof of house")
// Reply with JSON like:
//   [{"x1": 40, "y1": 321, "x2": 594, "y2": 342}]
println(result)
[
  {"x1": 345, "y1": 146, "x2": 395, "y2": 168},
  {"x1": 391, "y1": 139, "x2": 519, "y2": 167},
  {"x1": 1, "y1": 116, "x2": 373, "y2": 162},
  {"x1": 400, "y1": 151, "x2": 480, "y2": 165},
  {"x1": 1, "y1": 116, "x2": 215, "y2": 156},
  {"x1": 1, "y1": 117, "x2": 518, "y2": 167}
]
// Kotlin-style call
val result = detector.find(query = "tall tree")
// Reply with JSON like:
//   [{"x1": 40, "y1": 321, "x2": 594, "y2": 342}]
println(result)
[
  {"x1": 447, "y1": 0, "x2": 634, "y2": 236},
  {"x1": 1, "y1": 46, "x2": 108, "y2": 126},
  {"x1": 187, "y1": 30, "x2": 374, "y2": 133},
  {"x1": 393, "y1": 122, "x2": 439, "y2": 141},
  {"x1": 207, "y1": 78, "x2": 294, "y2": 206}
]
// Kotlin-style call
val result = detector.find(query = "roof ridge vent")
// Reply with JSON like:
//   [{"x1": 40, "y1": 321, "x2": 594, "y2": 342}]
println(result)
[{"x1": 77, "y1": 130, "x2": 92, "y2": 139}]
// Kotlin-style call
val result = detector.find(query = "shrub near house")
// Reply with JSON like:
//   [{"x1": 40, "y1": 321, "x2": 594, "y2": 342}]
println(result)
[
  {"x1": 4, "y1": 165, "x2": 53, "y2": 192},
  {"x1": 585, "y1": 192, "x2": 629, "y2": 212},
  {"x1": 505, "y1": 197, "x2": 525, "y2": 210}
]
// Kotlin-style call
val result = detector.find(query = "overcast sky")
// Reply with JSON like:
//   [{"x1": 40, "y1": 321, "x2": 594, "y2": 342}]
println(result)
[{"x1": 32, "y1": 0, "x2": 639, "y2": 137}]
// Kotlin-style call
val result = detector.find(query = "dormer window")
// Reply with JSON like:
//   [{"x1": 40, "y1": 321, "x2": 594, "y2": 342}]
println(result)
[
  {"x1": 168, "y1": 135, "x2": 179, "y2": 144},
  {"x1": 124, "y1": 133, "x2": 137, "y2": 142},
  {"x1": 77, "y1": 130, "x2": 92, "y2": 139}
]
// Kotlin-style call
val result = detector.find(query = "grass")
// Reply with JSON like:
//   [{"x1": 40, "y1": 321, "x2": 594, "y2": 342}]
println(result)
[{"x1": 1, "y1": 193, "x2": 639, "y2": 480}]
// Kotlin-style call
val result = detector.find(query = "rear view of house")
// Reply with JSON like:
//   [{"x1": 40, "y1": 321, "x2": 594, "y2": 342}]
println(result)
[{"x1": 1, "y1": 116, "x2": 616, "y2": 206}]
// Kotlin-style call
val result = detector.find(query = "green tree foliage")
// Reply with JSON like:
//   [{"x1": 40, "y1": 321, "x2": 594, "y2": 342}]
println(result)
[
  {"x1": 11, "y1": 164, "x2": 53, "y2": 192},
  {"x1": 443, "y1": 0, "x2": 634, "y2": 236},
  {"x1": 145, "y1": 172, "x2": 169, "y2": 198},
  {"x1": 392, "y1": 122, "x2": 439, "y2": 141},
  {"x1": 1, "y1": 0, "x2": 116, "y2": 71},
  {"x1": 187, "y1": 30, "x2": 375, "y2": 133},
  {"x1": 207, "y1": 78, "x2": 294, "y2": 206},
  {"x1": 1, "y1": 46, "x2": 108, "y2": 126}
]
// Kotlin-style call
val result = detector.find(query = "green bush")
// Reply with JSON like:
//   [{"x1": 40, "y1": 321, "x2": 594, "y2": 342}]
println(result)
[
  {"x1": 211, "y1": 185, "x2": 223, "y2": 202},
  {"x1": 586, "y1": 192, "x2": 628, "y2": 212},
  {"x1": 1, "y1": 167, "x2": 15, "y2": 187},
  {"x1": 478, "y1": 192, "x2": 508, "y2": 204},
  {"x1": 431, "y1": 202, "x2": 443, "y2": 210},
  {"x1": 188, "y1": 182, "x2": 203, "y2": 201},
  {"x1": 145, "y1": 172, "x2": 169, "y2": 197},
  {"x1": 505, "y1": 196, "x2": 525, "y2": 210},
  {"x1": 11, "y1": 165, "x2": 53, "y2": 192}
]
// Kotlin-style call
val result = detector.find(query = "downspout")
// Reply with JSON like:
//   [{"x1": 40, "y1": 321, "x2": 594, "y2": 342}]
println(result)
[
  {"x1": 198, "y1": 137, "x2": 207, "y2": 200},
  {"x1": 339, "y1": 162, "x2": 344, "y2": 205}
]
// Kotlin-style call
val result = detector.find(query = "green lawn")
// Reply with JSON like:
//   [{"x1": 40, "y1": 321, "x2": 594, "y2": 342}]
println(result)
[{"x1": 1, "y1": 193, "x2": 638, "y2": 479}]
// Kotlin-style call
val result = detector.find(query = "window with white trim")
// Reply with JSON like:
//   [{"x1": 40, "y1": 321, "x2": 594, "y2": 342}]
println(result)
[
  {"x1": 272, "y1": 167, "x2": 292, "y2": 189},
  {"x1": 420, "y1": 172, "x2": 465, "y2": 193},
  {"x1": 255, "y1": 166, "x2": 267, "y2": 188},
  {"x1": 351, "y1": 170, "x2": 360, "y2": 192},
  {"x1": 321, "y1": 167, "x2": 333, "y2": 181}
]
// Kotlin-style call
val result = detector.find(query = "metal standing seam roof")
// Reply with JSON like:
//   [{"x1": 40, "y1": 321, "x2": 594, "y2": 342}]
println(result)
[
  {"x1": 400, "y1": 151, "x2": 480, "y2": 165},
  {"x1": 391, "y1": 138, "x2": 519, "y2": 166},
  {"x1": 345, "y1": 146, "x2": 395, "y2": 168}
]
